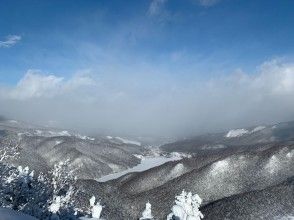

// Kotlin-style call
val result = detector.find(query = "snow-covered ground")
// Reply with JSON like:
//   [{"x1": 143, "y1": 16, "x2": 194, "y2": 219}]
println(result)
[
  {"x1": 97, "y1": 154, "x2": 183, "y2": 182},
  {"x1": 0, "y1": 208, "x2": 37, "y2": 220}
]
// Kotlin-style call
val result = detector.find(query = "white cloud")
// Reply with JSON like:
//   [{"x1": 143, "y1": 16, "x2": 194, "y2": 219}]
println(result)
[
  {"x1": 256, "y1": 59, "x2": 294, "y2": 94},
  {"x1": 8, "y1": 70, "x2": 64, "y2": 100},
  {"x1": 3, "y1": 70, "x2": 99, "y2": 100},
  {"x1": 0, "y1": 35, "x2": 21, "y2": 48}
]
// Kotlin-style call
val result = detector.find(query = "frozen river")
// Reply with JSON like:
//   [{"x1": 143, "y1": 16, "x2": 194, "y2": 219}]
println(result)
[{"x1": 97, "y1": 155, "x2": 183, "y2": 182}]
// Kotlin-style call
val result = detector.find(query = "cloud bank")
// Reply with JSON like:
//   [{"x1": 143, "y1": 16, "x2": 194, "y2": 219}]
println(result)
[
  {"x1": 0, "y1": 35, "x2": 21, "y2": 48},
  {"x1": 0, "y1": 59, "x2": 294, "y2": 137}
]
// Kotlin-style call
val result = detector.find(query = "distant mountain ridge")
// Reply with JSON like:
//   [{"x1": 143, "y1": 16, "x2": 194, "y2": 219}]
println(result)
[{"x1": 161, "y1": 121, "x2": 294, "y2": 153}]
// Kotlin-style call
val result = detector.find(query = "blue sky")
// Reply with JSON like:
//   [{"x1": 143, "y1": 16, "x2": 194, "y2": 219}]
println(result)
[
  {"x1": 0, "y1": 0, "x2": 294, "y2": 136},
  {"x1": 1, "y1": 0, "x2": 294, "y2": 83}
]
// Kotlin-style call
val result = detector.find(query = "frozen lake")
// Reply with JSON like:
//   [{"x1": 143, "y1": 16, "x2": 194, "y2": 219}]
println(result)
[{"x1": 97, "y1": 155, "x2": 182, "y2": 182}]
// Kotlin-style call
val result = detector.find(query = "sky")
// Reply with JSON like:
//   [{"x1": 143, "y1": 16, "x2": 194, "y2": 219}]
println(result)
[{"x1": 0, "y1": 0, "x2": 294, "y2": 137}]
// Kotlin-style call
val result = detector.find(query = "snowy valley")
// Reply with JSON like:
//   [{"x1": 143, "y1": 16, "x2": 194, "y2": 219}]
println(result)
[{"x1": 0, "y1": 119, "x2": 293, "y2": 219}]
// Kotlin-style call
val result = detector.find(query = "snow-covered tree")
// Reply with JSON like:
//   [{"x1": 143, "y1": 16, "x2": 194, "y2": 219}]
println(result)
[
  {"x1": 90, "y1": 196, "x2": 103, "y2": 219},
  {"x1": 140, "y1": 201, "x2": 153, "y2": 220},
  {"x1": 0, "y1": 156, "x2": 80, "y2": 219},
  {"x1": 167, "y1": 190, "x2": 204, "y2": 220},
  {"x1": 0, "y1": 165, "x2": 34, "y2": 210},
  {"x1": 48, "y1": 160, "x2": 77, "y2": 219},
  {"x1": 78, "y1": 195, "x2": 103, "y2": 220}
]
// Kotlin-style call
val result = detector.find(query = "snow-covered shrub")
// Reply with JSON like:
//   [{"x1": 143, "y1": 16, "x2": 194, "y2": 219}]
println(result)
[{"x1": 167, "y1": 190, "x2": 204, "y2": 220}]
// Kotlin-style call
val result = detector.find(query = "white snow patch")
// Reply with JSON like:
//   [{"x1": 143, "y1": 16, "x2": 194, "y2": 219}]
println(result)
[
  {"x1": 133, "y1": 154, "x2": 144, "y2": 160},
  {"x1": 115, "y1": 137, "x2": 141, "y2": 146},
  {"x1": 286, "y1": 150, "x2": 294, "y2": 158},
  {"x1": 225, "y1": 129, "x2": 249, "y2": 138},
  {"x1": 55, "y1": 140, "x2": 62, "y2": 145},
  {"x1": 251, "y1": 126, "x2": 266, "y2": 132},
  {"x1": 106, "y1": 136, "x2": 113, "y2": 139},
  {"x1": 97, "y1": 154, "x2": 182, "y2": 182}
]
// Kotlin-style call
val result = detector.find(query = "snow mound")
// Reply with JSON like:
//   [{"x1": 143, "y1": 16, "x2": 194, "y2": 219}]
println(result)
[
  {"x1": 225, "y1": 129, "x2": 249, "y2": 138},
  {"x1": 0, "y1": 208, "x2": 37, "y2": 220},
  {"x1": 115, "y1": 137, "x2": 141, "y2": 146}
]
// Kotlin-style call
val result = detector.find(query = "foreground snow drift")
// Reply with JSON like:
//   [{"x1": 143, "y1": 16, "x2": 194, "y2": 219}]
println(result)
[{"x1": 0, "y1": 208, "x2": 37, "y2": 220}]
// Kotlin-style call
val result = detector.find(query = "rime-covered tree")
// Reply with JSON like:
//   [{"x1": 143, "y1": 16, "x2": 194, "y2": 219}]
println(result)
[
  {"x1": 0, "y1": 155, "x2": 79, "y2": 219},
  {"x1": 78, "y1": 195, "x2": 103, "y2": 220},
  {"x1": 167, "y1": 190, "x2": 204, "y2": 220},
  {"x1": 47, "y1": 160, "x2": 77, "y2": 219}
]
